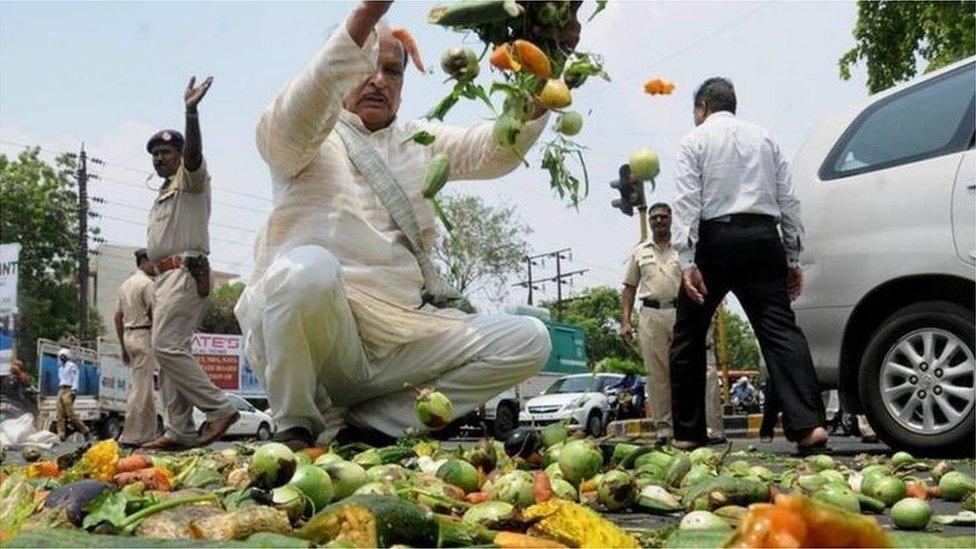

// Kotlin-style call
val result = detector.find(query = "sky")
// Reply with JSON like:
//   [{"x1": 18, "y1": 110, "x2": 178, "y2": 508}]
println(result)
[{"x1": 0, "y1": 0, "x2": 871, "y2": 311}]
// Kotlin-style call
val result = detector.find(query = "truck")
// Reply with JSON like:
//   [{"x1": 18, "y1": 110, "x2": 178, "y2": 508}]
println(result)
[{"x1": 472, "y1": 306, "x2": 589, "y2": 440}]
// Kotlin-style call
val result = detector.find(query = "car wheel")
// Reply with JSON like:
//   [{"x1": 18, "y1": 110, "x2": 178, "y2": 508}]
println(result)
[
  {"x1": 586, "y1": 410, "x2": 603, "y2": 437},
  {"x1": 859, "y1": 301, "x2": 975, "y2": 456},
  {"x1": 256, "y1": 422, "x2": 272, "y2": 441},
  {"x1": 492, "y1": 403, "x2": 518, "y2": 441},
  {"x1": 103, "y1": 415, "x2": 124, "y2": 440}
]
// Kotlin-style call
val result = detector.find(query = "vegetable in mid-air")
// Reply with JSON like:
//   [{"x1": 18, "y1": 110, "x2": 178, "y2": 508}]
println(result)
[{"x1": 414, "y1": 387, "x2": 454, "y2": 430}]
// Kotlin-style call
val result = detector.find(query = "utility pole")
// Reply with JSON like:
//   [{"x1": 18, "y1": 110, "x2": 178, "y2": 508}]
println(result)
[
  {"x1": 71, "y1": 144, "x2": 102, "y2": 345},
  {"x1": 512, "y1": 248, "x2": 587, "y2": 319},
  {"x1": 77, "y1": 145, "x2": 90, "y2": 343}
]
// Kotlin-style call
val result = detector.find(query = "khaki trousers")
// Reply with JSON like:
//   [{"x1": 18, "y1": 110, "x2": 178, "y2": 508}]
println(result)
[
  {"x1": 153, "y1": 268, "x2": 234, "y2": 444},
  {"x1": 119, "y1": 329, "x2": 158, "y2": 445},
  {"x1": 639, "y1": 307, "x2": 724, "y2": 438},
  {"x1": 638, "y1": 308, "x2": 675, "y2": 436},
  {"x1": 56, "y1": 387, "x2": 89, "y2": 438},
  {"x1": 235, "y1": 245, "x2": 552, "y2": 442}
]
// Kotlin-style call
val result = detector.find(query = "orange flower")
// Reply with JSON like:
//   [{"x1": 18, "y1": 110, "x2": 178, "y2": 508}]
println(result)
[
  {"x1": 490, "y1": 43, "x2": 521, "y2": 72},
  {"x1": 643, "y1": 78, "x2": 676, "y2": 95},
  {"x1": 26, "y1": 461, "x2": 61, "y2": 479}
]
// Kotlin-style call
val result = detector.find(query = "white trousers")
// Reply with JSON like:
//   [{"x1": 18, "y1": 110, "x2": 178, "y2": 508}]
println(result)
[{"x1": 237, "y1": 245, "x2": 551, "y2": 442}]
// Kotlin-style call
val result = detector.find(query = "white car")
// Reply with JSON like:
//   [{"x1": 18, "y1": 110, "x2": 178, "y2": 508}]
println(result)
[
  {"x1": 520, "y1": 373, "x2": 622, "y2": 436},
  {"x1": 191, "y1": 394, "x2": 276, "y2": 441},
  {"x1": 791, "y1": 56, "x2": 975, "y2": 453}
]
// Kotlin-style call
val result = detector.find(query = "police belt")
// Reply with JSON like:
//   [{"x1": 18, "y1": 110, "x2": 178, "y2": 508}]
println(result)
[
  {"x1": 642, "y1": 298, "x2": 676, "y2": 309},
  {"x1": 125, "y1": 325, "x2": 151, "y2": 331}
]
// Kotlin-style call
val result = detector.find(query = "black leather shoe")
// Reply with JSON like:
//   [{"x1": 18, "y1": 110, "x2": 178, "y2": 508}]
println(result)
[{"x1": 273, "y1": 427, "x2": 315, "y2": 451}]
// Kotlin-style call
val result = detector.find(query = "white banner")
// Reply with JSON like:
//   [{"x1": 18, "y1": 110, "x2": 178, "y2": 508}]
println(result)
[{"x1": 0, "y1": 243, "x2": 21, "y2": 316}]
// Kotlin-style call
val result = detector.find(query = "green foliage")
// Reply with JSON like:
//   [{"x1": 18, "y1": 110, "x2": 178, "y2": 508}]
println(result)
[
  {"x1": 200, "y1": 281, "x2": 245, "y2": 334},
  {"x1": 722, "y1": 307, "x2": 760, "y2": 371},
  {"x1": 540, "y1": 286, "x2": 641, "y2": 365},
  {"x1": 0, "y1": 148, "x2": 99, "y2": 372},
  {"x1": 593, "y1": 356, "x2": 644, "y2": 375},
  {"x1": 431, "y1": 195, "x2": 530, "y2": 302},
  {"x1": 839, "y1": 1, "x2": 976, "y2": 93}
]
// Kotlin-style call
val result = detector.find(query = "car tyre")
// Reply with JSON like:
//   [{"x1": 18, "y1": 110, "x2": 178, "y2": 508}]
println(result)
[
  {"x1": 256, "y1": 422, "x2": 272, "y2": 441},
  {"x1": 586, "y1": 410, "x2": 603, "y2": 437},
  {"x1": 492, "y1": 402, "x2": 518, "y2": 441},
  {"x1": 858, "y1": 301, "x2": 975, "y2": 456}
]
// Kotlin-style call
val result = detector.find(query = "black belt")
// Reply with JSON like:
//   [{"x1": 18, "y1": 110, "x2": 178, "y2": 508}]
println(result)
[
  {"x1": 703, "y1": 213, "x2": 777, "y2": 227},
  {"x1": 59, "y1": 385, "x2": 73, "y2": 390},
  {"x1": 125, "y1": 325, "x2": 151, "y2": 331},
  {"x1": 642, "y1": 298, "x2": 676, "y2": 309}
]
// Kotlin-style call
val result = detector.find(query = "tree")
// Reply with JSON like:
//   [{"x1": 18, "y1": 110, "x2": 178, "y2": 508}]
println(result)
[
  {"x1": 541, "y1": 286, "x2": 641, "y2": 365},
  {"x1": 720, "y1": 307, "x2": 761, "y2": 371},
  {"x1": 839, "y1": 1, "x2": 975, "y2": 93},
  {"x1": 0, "y1": 148, "x2": 99, "y2": 372},
  {"x1": 432, "y1": 195, "x2": 531, "y2": 303},
  {"x1": 200, "y1": 282, "x2": 245, "y2": 334}
]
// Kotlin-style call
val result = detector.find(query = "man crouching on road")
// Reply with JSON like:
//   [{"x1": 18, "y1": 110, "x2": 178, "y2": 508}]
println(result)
[
  {"x1": 235, "y1": 1, "x2": 567, "y2": 450},
  {"x1": 141, "y1": 76, "x2": 239, "y2": 450}
]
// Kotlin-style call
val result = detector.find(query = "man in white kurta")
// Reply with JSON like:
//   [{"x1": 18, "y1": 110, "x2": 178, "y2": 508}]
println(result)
[{"x1": 235, "y1": 3, "x2": 552, "y2": 448}]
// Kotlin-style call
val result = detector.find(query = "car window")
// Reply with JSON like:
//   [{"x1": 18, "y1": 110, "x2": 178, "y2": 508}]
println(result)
[
  {"x1": 821, "y1": 64, "x2": 975, "y2": 180},
  {"x1": 228, "y1": 395, "x2": 252, "y2": 412},
  {"x1": 545, "y1": 376, "x2": 598, "y2": 394}
]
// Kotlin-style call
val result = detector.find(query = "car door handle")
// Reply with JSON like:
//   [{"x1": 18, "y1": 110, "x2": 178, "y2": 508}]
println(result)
[{"x1": 967, "y1": 180, "x2": 976, "y2": 190}]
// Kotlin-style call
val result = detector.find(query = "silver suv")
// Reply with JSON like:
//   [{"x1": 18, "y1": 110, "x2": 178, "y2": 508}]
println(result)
[{"x1": 791, "y1": 57, "x2": 975, "y2": 453}]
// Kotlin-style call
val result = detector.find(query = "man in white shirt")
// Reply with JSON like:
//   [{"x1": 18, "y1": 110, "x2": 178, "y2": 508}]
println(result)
[
  {"x1": 56, "y1": 348, "x2": 91, "y2": 441},
  {"x1": 669, "y1": 77, "x2": 827, "y2": 453},
  {"x1": 235, "y1": 1, "x2": 560, "y2": 449}
]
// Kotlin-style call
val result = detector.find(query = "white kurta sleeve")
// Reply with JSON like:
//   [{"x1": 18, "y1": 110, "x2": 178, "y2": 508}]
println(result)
[
  {"x1": 407, "y1": 113, "x2": 549, "y2": 181},
  {"x1": 256, "y1": 23, "x2": 378, "y2": 178},
  {"x1": 771, "y1": 139, "x2": 804, "y2": 268},
  {"x1": 672, "y1": 136, "x2": 704, "y2": 269}
]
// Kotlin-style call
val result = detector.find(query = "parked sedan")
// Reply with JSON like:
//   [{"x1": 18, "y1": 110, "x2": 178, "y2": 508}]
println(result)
[
  {"x1": 192, "y1": 394, "x2": 275, "y2": 441},
  {"x1": 520, "y1": 373, "x2": 623, "y2": 436}
]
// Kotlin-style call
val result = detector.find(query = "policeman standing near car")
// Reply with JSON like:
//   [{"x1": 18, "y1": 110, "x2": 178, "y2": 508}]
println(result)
[
  {"x1": 114, "y1": 248, "x2": 158, "y2": 446},
  {"x1": 621, "y1": 202, "x2": 725, "y2": 443},
  {"x1": 140, "y1": 76, "x2": 238, "y2": 450},
  {"x1": 669, "y1": 77, "x2": 827, "y2": 454}
]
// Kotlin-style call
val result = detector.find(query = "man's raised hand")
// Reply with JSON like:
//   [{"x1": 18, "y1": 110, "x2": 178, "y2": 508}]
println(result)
[{"x1": 185, "y1": 76, "x2": 213, "y2": 110}]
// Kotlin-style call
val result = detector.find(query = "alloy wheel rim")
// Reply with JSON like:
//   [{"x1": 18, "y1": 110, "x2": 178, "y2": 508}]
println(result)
[{"x1": 880, "y1": 328, "x2": 975, "y2": 435}]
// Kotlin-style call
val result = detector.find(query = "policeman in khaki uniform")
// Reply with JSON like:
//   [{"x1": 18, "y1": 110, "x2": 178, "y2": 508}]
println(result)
[
  {"x1": 620, "y1": 202, "x2": 724, "y2": 443},
  {"x1": 114, "y1": 248, "x2": 157, "y2": 446},
  {"x1": 56, "y1": 348, "x2": 91, "y2": 441},
  {"x1": 141, "y1": 76, "x2": 238, "y2": 450}
]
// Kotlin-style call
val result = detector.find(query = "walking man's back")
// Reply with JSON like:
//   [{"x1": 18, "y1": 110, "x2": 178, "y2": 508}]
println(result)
[{"x1": 669, "y1": 77, "x2": 828, "y2": 454}]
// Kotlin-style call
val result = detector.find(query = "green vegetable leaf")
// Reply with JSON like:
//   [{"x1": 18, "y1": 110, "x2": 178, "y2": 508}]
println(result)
[
  {"x1": 403, "y1": 131, "x2": 437, "y2": 146},
  {"x1": 589, "y1": 0, "x2": 609, "y2": 22},
  {"x1": 82, "y1": 490, "x2": 129, "y2": 529}
]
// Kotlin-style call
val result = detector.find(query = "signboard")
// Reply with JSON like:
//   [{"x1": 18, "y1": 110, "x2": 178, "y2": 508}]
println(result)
[
  {"x1": 192, "y1": 333, "x2": 242, "y2": 391},
  {"x1": 0, "y1": 243, "x2": 20, "y2": 375}
]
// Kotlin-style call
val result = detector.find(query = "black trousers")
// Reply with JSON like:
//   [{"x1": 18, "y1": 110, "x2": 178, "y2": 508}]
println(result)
[{"x1": 669, "y1": 215, "x2": 825, "y2": 442}]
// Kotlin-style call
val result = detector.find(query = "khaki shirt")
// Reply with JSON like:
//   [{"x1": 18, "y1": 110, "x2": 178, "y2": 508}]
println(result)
[
  {"x1": 146, "y1": 159, "x2": 210, "y2": 262},
  {"x1": 623, "y1": 240, "x2": 681, "y2": 302},
  {"x1": 116, "y1": 270, "x2": 154, "y2": 328}
]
